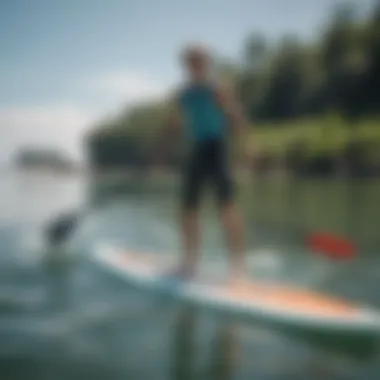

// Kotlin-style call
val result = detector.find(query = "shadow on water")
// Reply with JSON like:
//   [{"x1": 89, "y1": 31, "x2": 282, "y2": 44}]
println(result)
[
  {"x1": 208, "y1": 319, "x2": 238, "y2": 380},
  {"x1": 288, "y1": 327, "x2": 379, "y2": 361},
  {"x1": 169, "y1": 304, "x2": 379, "y2": 380},
  {"x1": 286, "y1": 328, "x2": 380, "y2": 380},
  {"x1": 248, "y1": 316, "x2": 379, "y2": 379},
  {"x1": 170, "y1": 306, "x2": 238, "y2": 380}
]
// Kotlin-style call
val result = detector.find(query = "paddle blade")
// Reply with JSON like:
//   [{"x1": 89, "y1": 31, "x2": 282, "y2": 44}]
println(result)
[{"x1": 307, "y1": 232, "x2": 357, "y2": 260}]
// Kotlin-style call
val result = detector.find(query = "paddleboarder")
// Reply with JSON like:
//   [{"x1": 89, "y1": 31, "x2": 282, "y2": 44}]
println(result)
[{"x1": 160, "y1": 43, "x2": 248, "y2": 283}]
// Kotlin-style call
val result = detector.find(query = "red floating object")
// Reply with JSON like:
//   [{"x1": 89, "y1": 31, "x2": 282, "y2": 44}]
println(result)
[{"x1": 307, "y1": 232, "x2": 357, "y2": 260}]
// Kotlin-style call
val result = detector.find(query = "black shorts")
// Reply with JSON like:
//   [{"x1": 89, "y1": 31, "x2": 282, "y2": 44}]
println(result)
[{"x1": 181, "y1": 138, "x2": 235, "y2": 208}]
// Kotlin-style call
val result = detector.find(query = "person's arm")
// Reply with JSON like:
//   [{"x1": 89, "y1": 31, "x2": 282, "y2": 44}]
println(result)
[
  {"x1": 215, "y1": 83, "x2": 253, "y2": 169},
  {"x1": 214, "y1": 83, "x2": 249, "y2": 135}
]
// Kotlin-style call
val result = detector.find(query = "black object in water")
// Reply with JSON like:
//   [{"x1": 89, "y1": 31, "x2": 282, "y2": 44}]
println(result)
[{"x1": 45, "y1": 211, "x2": 80, "y2": 246}]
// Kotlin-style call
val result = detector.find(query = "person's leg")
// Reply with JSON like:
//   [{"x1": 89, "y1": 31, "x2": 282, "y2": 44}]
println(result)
[
  {"x1": 177, "y1": 146, "x2": 204, "y2": 278},
  {"x1": 179, "y1": 205, "x2": 201, "y2": 277},
  {"x1": 212, "y1": 140, "x2": 246, "y2": 283},
  {"x1": 219, "y1": 201, "x2": 246, "y2": 281}
]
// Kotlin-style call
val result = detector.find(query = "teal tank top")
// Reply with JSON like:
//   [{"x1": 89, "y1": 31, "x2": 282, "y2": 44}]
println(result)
[{"x1": 178, "y1": 83, "x2": 228, "y2": 141}]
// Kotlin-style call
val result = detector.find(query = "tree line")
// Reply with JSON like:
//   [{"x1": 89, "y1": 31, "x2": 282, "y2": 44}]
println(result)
[{"x1": 87, "y1": 3, "x2": 380, "y2": 177}]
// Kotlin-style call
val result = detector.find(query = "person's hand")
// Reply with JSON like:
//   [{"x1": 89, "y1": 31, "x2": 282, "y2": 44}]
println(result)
[{"x1": 235, "y1": 148, "x2": 252, "y2": 181}]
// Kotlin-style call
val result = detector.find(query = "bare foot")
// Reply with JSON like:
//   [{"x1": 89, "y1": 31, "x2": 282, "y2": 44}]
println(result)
[
  {"x1": 164, "y1": 264, "x2": 196, "y2": 281},
  {"x1": 228, "y1": 271, "x2": 248, "y2": 288}
]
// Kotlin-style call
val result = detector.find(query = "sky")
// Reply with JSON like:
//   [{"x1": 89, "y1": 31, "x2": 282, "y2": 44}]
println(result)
[{"x1": 0, "y1": 0, "x2": 375, "y2": 163}]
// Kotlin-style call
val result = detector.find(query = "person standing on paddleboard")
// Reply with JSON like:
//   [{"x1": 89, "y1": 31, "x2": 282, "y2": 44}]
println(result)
[{"x1": 160, "y1": 43, "x2": 248, "y2": 284}]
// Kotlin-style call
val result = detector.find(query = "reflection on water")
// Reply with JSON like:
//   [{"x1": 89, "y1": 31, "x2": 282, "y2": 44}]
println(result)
[
  {"x1": 171, "y1": 308, "x2": 197, "y2": 380},
  {"x1": 209, "y1": 319, "x2": 238, "y2": 380},
  {"x1": 169, "y1": 306, "x2": 380, "y2": 380},
  {"x1": 171, "y1": 307, "x2": 239, "y2": 380},
  {"x1": 0, "y1": 170, "x2": 379, "y2": 379}
]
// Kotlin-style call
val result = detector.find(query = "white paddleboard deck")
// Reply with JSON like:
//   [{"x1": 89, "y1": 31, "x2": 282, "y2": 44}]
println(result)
[{"x1": 93, "y1": 245, "x2": 380, "y2": 336}]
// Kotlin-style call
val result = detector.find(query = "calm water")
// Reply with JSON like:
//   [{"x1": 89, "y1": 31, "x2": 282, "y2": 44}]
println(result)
[{"x1": 0, "y1": 169, "x2": 379, "y2": 380}]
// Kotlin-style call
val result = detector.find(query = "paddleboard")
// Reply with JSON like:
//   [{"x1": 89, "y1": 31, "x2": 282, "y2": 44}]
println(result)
[{"x1": 92, "y1": 245, "x2": 380, "y2": 336}]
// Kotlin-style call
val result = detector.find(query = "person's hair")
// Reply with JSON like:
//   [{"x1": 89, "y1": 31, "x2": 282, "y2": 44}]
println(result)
[{"x1": 181, "y1": 43, "x2": 210, "y2": 62}]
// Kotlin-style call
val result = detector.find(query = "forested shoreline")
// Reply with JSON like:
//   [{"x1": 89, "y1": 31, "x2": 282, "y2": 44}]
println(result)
[{"x1": 87, "y1": 4, "x2": 380, "y2": 178}]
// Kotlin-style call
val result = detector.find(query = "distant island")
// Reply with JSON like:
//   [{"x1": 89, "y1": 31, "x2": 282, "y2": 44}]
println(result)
[{"x1": 13, "y1": 147, "x2": 77, "y2": 173}]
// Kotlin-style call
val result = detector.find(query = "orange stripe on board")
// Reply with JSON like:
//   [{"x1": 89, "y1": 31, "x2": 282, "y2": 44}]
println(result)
[{"x1": 223, "y1": 284, "x2": 359, "y2": 317}]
